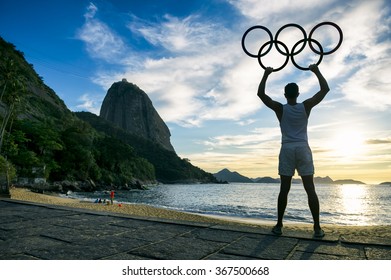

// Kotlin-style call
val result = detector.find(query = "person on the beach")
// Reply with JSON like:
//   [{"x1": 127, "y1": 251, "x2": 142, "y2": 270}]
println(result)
[
  {"x1": 257, "y1": 64, "x2": 329, "y2": 238},
  {"x1": 110, "y1": 190, "x2": 114, "y2": 205}
]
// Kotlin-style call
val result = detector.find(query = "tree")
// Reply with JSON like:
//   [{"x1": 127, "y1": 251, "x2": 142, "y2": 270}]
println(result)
[
  {"x1": 0, "y1": 58, "x2": 26, "y2": 153},
  {"x1": 0, "y1": 57, "x2": 26, "y2": 196},
  {"x1": 51, "y1": 119, "x2": 97, "y2": 181},
  {"x1": 12, "y1": 120, "x2": 63, "y2": 178}
]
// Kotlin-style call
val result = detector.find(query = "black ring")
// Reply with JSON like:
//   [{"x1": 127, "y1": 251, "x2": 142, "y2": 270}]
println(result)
[
  {"x1": 257, "y1": 40, "x2": 290, "y2": 72},
  {"x1": 308, "y1": 21, "x2": 343, "y2": 55},
  {"x1": 290, "y1": 38, "x2": 323, "y2": 71},
  {"x1": 241, "y1": 25, "x2": 273, "y2": 58},
  {"x1": 242, "y1": 22, "x2": 342, "y2": 71},
  {"x1": 274, "y1": 23, "x2": 307, "y2": 56}
]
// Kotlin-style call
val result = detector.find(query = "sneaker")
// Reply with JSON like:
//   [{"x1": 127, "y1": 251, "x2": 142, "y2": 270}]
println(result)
[
  {"x1": 313, "y1": 228, "x2": 325, "y2": 238},
  {"x1": 272, "y1": 225, "x2": 283, "y2": 235}
]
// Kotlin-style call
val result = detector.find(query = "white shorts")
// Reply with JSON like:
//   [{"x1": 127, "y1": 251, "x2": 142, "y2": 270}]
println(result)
[{"x1": 278, "y1": 142, "x2": 314, "y2": 176}]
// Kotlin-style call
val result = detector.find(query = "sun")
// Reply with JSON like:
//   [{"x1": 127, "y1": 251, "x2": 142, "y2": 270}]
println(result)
[{"x1": 330, "y1": 130, "x2": 365, "y2": 159}]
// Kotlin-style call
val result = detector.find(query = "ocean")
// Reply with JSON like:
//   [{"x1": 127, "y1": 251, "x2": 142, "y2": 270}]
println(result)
[{"x1": 67, "y1": 183, "x2": 391, "y2": 226}]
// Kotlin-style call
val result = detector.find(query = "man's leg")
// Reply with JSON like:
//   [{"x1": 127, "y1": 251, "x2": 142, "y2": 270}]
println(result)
[
  {"x1": 301, "y1": 175, "x2": 322, "y2": 231},
  {"x1": 276, "y1": 175, "x2": 292, "y2": 227}
]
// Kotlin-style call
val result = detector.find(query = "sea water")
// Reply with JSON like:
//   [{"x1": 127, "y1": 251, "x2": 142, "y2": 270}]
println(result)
[{"x1": 68, "y1": 183, "x2": 391, "y2": 226}]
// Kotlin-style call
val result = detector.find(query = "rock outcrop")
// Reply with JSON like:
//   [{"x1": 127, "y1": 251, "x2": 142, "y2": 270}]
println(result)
[{"x1": 100, "y1": 80, "x2": 175, "y2": 152}]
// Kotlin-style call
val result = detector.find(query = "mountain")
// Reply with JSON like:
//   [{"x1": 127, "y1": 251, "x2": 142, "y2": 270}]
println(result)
[
  {"x1": 214, "y1": 168, "x2": 366, "y2": 185},
  {"x1": 333, "y1": 179, "x2": 365, "y2": 185},
  {"x1": 254, "y1": 177, "x2": 280, "y2": 184},
  {"x1": 100, "y1": 80, "x2": 175, "y2": 152},
  {"x1": 0, "y1": 36, "x2": 217, "y2": 192},
  {"x1": 255, "y1": 176, "x2": 335, "y2": 184},
  {"x1": 254, "y1": 177, "x2": 301, "y2": 184},
  {"x1": 314, "y1": 176, "x2": 334, "y2": 184},
  {"x1": 213, "y1": 168, "x2": 253, "y2": 183}
]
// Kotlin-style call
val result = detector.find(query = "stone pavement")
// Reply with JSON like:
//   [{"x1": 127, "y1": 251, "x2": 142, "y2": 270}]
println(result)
[{"x1": 0, "y1": 199, "x2": 390, "y2": 260}]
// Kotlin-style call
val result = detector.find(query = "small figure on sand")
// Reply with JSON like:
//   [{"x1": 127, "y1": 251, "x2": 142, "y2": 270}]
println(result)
[
  {"x1": 257, "y1": 64, "x2": 328, "y2": 238},
  {"x1": 110, "y1": 190, "x2": 115, "y2": 205}
]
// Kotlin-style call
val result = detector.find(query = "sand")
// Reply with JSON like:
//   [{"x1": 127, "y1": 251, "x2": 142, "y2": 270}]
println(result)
[{"x1": 8, "y1": 187, "x2": 391, "y2": 240}]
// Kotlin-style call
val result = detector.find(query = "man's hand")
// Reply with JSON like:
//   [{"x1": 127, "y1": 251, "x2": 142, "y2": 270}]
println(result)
[
  {"x1": 264, "y1": 67, "x2": 274, "y2": 75},
  {"x1": 309, "y1": 64, "x2": 319, "y2": 73}
]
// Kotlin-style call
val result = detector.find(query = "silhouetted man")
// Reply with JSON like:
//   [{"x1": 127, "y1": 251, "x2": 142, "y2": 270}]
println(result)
[{"x1": 257, "y1": 64, "x2": 329, "y2": 238}]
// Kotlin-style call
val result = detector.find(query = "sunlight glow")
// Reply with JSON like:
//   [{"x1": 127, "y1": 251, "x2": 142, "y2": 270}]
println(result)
[
  {"x1": 340, "y1": 185, "x2": 366, "y2": 212},
  {"x1": 330, "y1": 130, "x2": 365, "y2": 159},
  {"x1": 338, "y1": 184, "x2": 370, "y2": 225}
]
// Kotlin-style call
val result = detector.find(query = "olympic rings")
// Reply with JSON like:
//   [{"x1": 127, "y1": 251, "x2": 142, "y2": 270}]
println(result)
[
  {"x1": 241, "y1": 21, "x2": 343, "y2": 71},
  {"x1": 241, "y1": 25, "x2": 273, "y2": 58},
  {"x1": 309, "y1": 21, "x2": 343, "y2": 55},
  {"x1": 258, "y1": 40, "x2": 290, "y2": 72},
  {"x1": 275, "y1": 23, "x2": 307, "y2": 56},
  {"x1": 291, "y1": 38, "x2": 323, "y2": 71}
]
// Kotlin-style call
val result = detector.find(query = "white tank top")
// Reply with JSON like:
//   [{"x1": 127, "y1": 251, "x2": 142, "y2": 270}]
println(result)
[{"x1": 280, "y1": 103, "x2": 308, "y2": 144}]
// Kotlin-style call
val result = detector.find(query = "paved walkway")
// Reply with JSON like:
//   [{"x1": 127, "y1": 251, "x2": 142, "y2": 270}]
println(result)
[{"x1": 0, "y1": 199, "x2": 390, "y2": 260}]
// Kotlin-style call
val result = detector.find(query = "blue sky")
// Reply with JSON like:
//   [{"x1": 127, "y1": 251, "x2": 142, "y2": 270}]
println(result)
[{"x1": 1, "y1": 0, "x2": 390, "y2": 183}]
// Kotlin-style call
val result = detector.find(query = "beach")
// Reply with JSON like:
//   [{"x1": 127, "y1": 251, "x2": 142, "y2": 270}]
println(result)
[{"x1": 9, "y1": 187, "x2": 391, "y2": 240}]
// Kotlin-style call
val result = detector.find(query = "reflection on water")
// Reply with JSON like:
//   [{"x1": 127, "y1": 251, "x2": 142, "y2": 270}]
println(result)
[
  {"x1": 337, "y1": 184, "x2": 370, "y2": 225},
  {"x1": 71, "y1": 183, "x2": 391, "y2": 226}
]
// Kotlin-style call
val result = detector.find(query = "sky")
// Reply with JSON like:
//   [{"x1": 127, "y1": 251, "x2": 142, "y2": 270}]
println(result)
[{"x1": 1, "y1": 0, "x2": 390, "y2": 184}]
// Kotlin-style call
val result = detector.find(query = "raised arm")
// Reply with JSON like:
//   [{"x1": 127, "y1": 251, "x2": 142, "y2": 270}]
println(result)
[
  {"x1": 303, "y1": 64, "x2": 330, "y2": 115},
  {"x1": 257, "y1": 67, "x2": 283, "y2": 121}
]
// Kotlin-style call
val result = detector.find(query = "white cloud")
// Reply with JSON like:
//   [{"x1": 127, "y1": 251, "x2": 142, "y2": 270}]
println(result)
[
  {"x1": 75, "y1": 93, "x2": 102, "y2": 115},
  {"x1": 85, "y1": 12, "x2": 246, "y2": 126},
  {"x1": 113, "y1": 13, "x2": 263, "y2": 126},
  {"x1": 129, "y1": 14, "x2": 228, "y2": 54},
  {"x1": 341, "y1": 59, "x2": 391, "y2": 110},
  {"x1": 237, "y1": 119, "x2": 256, "y2": 126},
  {"x1": 84, "y1": 2, "x2": 98, "y2": 20},
  {"x1": 227, "y1": 0, "x2": 337, "y2": 25},
  {"x1": 201, "y1": 127, "x2": 280, "y2": 150},
  {"x1": 335, "y1": 1, "x2": 391, "y2": 109},
  {"x1": 76, "y1": 3, "x2": 128, "y2": 62}
]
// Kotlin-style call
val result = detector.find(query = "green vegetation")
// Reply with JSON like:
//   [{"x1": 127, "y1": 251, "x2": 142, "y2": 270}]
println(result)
[
  {"x1": 76, "y1": 112, "x2": 217, "y2": 183},
  {"x1": 0, "y1": 36, "x2": 217, "y2": 192},
  {"x1": 1, "y1": 116, "x2": 156, "y2": 188}
]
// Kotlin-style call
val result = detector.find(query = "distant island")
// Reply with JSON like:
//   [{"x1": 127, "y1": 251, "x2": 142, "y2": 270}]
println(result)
[
  {"x1": 214, "y1": 168, "x2": 367, "y2": 185},
  {"x1": 213, "y1": 168, "x2": 253, "y2": 183}
]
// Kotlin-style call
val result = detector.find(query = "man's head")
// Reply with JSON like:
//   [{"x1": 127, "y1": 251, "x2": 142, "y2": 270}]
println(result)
[{"x1": 284, "y1": 83, "x2": 299, "y2": 99}]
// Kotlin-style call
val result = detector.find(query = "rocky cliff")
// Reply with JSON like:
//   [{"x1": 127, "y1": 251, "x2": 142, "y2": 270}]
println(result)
[{"x1": 100, "y1": 80, "x2": 175, "y2": 152}]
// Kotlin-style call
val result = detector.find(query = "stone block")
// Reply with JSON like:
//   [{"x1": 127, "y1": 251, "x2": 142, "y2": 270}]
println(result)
[{"x1": 221, "y1": 235, "x2": 298, "y2": 260}]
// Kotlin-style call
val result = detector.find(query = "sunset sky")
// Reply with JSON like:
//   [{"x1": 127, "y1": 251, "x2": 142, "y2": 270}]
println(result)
[{"x1": 1, "y1": 0, "x2": 390, "y2": 184}]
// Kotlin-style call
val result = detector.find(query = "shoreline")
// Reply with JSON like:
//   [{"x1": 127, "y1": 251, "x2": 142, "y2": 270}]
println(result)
[{"x1": 8, "y1": 187, "x2": 391, "y2": 239}]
